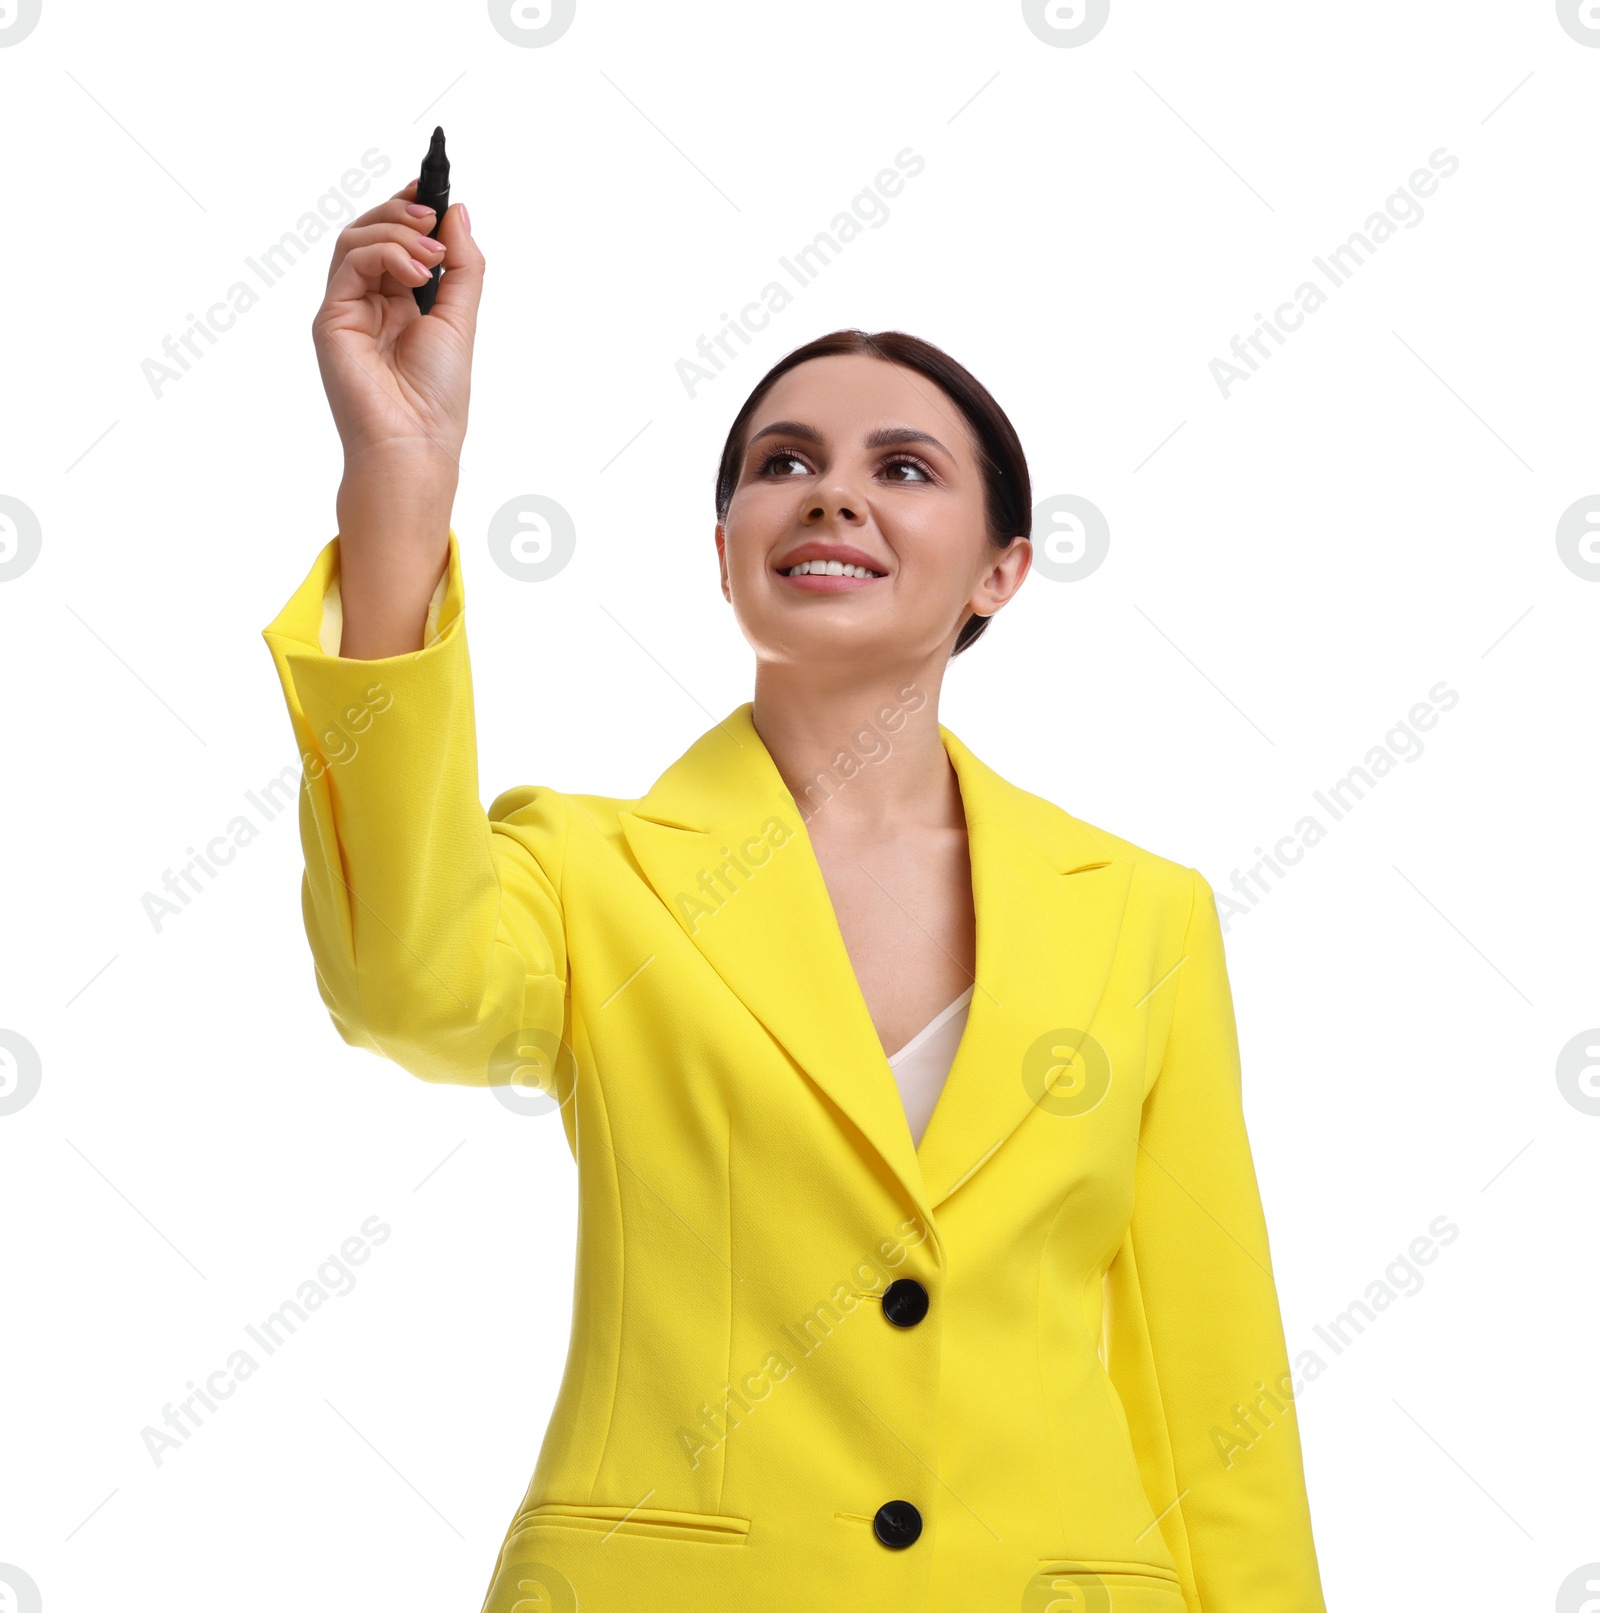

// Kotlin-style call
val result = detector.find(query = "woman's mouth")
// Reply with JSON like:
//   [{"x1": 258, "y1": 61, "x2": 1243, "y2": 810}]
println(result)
[{"x1": 777, "y1": 558, "x2": 887, "y2": 591}]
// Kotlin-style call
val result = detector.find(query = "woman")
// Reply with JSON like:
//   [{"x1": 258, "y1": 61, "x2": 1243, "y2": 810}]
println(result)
[{"x1": 264, "y1": 179, "x2": 1329, "y2": 1613}]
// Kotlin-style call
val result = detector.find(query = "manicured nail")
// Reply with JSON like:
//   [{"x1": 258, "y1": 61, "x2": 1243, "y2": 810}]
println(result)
[
  {"x1": 410, "y1": 258, "x2": 431, "y2": 276},
  {"x1": 460, "y1": 204, "x2": 471, "y2": 234},
  {"x1": 417, "y1": 235, "x2": 445, "y2": 252},
  {"x1": 406, "y1": 203, "x2": 435, "y2": 217}
]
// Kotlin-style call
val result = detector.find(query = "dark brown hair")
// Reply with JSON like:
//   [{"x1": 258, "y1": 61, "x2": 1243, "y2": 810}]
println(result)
[{"x1": 714, "y1": 329, "x2": 1031, "y2": 656}]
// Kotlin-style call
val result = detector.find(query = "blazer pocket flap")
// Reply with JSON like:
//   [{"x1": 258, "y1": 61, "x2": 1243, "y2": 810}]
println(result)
[
  {"x1": 1028, "y1": 1558, "x2": 1185, "y2": 1611},
  {"x1": 510, "y1": 1500, "x2": 751, "y2": 1546}
]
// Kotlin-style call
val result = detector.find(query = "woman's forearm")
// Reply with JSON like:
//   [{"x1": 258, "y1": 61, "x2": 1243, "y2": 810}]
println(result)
[{"x1": 334, "y1": 452, "x2": 456, "y2": 658}]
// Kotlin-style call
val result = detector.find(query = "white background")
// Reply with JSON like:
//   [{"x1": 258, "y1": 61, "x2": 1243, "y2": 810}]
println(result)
[{"x1": 2, "y1": 1, "x2": 1596, "y2": 1608}]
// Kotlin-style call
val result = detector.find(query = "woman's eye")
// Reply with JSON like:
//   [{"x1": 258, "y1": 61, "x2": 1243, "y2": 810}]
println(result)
[{"x1": 756, "y1": 448, "x2": 934, "y2": 481}]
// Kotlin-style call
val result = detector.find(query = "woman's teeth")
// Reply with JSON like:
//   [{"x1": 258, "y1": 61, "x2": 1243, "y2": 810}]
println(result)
[{"x1": 784, "y1": 560, "x2": 884, "y2": 578}]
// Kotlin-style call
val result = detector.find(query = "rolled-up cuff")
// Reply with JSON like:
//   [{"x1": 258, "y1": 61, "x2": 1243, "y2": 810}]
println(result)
[{"x1": 263, "y1": 531, "x2": 459, "y2": 660}]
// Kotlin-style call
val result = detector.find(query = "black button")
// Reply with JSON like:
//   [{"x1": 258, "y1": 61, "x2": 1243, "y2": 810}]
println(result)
[
  {"x1": 882, "y1": 1277, "x2": 930, "y2": 1328},
  {"x1": 873, "y1": 1499, "x2": 922, "y2": 1548}
]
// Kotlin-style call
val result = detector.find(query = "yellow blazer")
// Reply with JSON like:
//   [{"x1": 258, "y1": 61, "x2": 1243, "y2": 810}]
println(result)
[{"x1": 264, "y1": 535, "x2": 1328, "y2": 1613}]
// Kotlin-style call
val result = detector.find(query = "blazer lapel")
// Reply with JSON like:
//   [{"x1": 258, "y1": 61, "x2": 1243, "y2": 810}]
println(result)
[
  {"x1": 912, "y1": 726, "x2": 1135, "y2": 1210},
  {"x1": 617, "y1": 703, "x2": 1134, "y2": 1224}
]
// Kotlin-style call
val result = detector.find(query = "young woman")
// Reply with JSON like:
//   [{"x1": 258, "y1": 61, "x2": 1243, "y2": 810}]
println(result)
[{"x1": 264, "y1": 179, "x2": 1329, "y2": 1613}]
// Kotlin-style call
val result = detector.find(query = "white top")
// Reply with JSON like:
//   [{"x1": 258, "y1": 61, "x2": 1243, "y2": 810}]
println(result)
[{"x1": 886, "y1": 986, "x2": 974, "y2": 1147}]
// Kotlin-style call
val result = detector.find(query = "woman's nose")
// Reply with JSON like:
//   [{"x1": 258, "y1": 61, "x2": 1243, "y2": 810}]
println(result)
[{"x1": 807, "y1": 482, "x2": 864, "y2": 523}]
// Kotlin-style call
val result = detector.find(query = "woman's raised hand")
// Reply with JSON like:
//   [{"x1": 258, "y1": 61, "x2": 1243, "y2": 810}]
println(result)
[{"x1": 312, "y1": 176, "x2": 485, "y2": 658}]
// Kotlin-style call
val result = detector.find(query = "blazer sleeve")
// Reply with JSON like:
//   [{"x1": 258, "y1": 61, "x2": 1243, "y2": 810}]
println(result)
[
  {"x1": 260, "y1": 532, "x2": 571, "y2": 1091},
  {"x1": 1105, "y1": 866, "x2": 1328, "y2": 1613}
]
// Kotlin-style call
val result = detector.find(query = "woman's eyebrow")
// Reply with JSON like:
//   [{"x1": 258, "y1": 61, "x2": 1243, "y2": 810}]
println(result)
[
  {"x1": 748, "y1": 420, "x2": 822, "y2": 449},
  {"x1": 747, "y1": 420, "x2": 952, "y2": 457},
  {"x1": 865, "y1": 425, "x2": 950, "y2": 456}
]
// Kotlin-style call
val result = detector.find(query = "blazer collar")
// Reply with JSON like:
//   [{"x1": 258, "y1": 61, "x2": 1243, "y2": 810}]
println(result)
[{"x1": 617, "y1": 703, "x2": 1133, "y2": 1231}]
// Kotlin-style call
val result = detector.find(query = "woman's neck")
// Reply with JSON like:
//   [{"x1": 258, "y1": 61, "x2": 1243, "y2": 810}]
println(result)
[{"x1": 750, "y1": 667, "x2": 963, "y2": 839}]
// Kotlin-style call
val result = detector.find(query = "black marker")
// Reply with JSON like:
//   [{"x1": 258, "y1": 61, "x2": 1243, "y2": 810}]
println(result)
[{"x1": 413, "y1": 126, "x2": 450, "y2": 314}]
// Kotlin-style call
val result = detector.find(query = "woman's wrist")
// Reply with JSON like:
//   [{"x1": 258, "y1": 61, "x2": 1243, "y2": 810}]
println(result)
[{"x1": 334, "y1": 461, "x2": 457, "y2": 659}]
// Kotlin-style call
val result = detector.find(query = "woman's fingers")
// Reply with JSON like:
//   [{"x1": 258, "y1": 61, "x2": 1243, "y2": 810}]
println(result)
[
  {"x1": 330, "y1": 220, "x2": 445, "y2": 272},
  {"x1": 325, "y1": 185, "x2": 441, "y2": 288},
  {"x1": 323, "y1": 238, "x2": 435, "y2": 308},
  {"x1": 427, "y1": 203, "x2": 484, "y2": 333}
]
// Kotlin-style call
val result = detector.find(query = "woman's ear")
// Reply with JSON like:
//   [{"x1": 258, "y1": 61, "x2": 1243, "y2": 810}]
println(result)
[
  {"x1": 972, "y1": 535, "x2": 1032, "y2": 617},
  {"x1": 715, "y1": 522, "x2": 732, "y2": 602}
]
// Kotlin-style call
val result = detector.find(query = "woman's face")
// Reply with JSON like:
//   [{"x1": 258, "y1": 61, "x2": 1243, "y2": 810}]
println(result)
[{"x1": 716, "y1": 353, "x2": 1031, "y2": 674}]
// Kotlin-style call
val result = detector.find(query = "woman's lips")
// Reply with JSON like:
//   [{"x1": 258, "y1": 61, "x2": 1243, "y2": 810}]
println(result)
[{"x1": 775, "y1": 569, "x2": 886, "y2": 592}]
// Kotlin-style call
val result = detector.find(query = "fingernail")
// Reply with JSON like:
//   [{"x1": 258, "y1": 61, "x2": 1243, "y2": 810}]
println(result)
[
  {"x1": 410, "y1": 258, "x2": 432, "y2": 276},
  {"x1": 460, "y1": 204, "x2": 471, "y2": 234},
  {"x1": 418, "y1": 235, "x2": 445, "y2": 252},
  {"x1": 405, "y1": 202, "x2": 434, "y2": 217}
]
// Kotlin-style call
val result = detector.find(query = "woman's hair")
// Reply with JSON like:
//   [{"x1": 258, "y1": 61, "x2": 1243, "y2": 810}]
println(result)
[{"x1": 714, "y1": 329, "x2": 1031, "y2": 656}]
